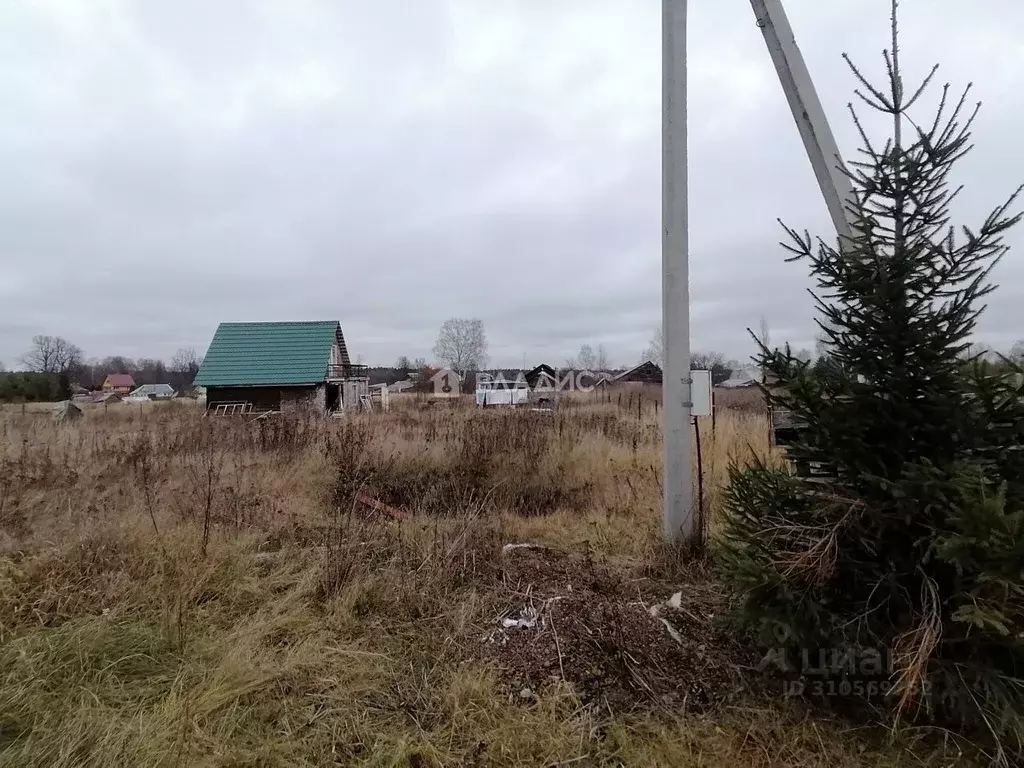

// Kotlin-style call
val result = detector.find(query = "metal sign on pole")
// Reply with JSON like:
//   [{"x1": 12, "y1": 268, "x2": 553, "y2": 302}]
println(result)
[{"x1": 662, "y1": 0, "x2": 692, "y2": 542}]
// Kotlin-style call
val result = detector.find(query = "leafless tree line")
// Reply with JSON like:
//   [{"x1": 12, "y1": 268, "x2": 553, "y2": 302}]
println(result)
[{"x1": 13, "y1": 335, "x2": 203, "y2": 389}]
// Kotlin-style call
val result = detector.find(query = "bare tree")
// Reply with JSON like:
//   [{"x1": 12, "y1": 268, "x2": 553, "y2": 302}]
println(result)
[
  {"x1": 395, "y1": 355, "x2": 412, "y2": 373},
  {"x1": 576, "y1": 344, "x2": 596, "y2": 370},
  {"x1": 433, "y1": 318, "x2": 489, "y2": 375},
  {"x1": 20, "y1": 335, "x2": 84, "y2": 375},
  {"x1": 170, "y1": 348, "x2": 203, "y2": 390},
  {"x1": 1011, "y1": 340, "x2": 1024, "y2": 363},
  {"x1": 960, "y1": 342, "x2": 992, "y2": 361},
  {"x1": 412, "y1": 357, "x2": 427, "y2": 370},
  {"x1": 814, "y1": 333, "x2": 830, "y2": 360},
  {"x1": 756, "y1": 316, "x2": 773, "y2": 377},
  {"x1": 792, "y1": 348, "x2": 813, "y2": 363},
  {"x1": 595, "y1": 344, "x2": 610, "y2": 371},
  {"x1": 171, "y1": 348, "x2": 201, "y2": 371},
  {"x1": 642, "y1": 325, "x2": 664, "y2": 367},
  {"x1": 98, "y1": 355, "x2": 136, "y2": 375},
  {"x1": 76, "y1": 357, "x2": 101, "y2": 388},
  {"x1": 690, "y1": 351, "x2": 735, "y2": 385},
  {"x1": 758, "y1": 315, "x2": 771, "y2": 352},
  {"x1": 136, "y1": 357, "x2": 169, "y2": 385}
]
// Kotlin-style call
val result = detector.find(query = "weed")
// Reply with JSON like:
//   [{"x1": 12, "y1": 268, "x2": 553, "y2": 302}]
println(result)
[{"x1": 0, "y1": 399, "x2": 978, "y2": 765}]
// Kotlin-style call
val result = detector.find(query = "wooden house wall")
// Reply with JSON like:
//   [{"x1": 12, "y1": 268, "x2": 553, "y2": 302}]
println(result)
[
  {"x1": 206, "y1": 386, "x2": 283, "y2": 411},
  {"x1": 281, "y1": 384, "x2": 326, "y2": 413},
  {"x1": 342, "y1": 379, "x2": 368, "y2": 409},
  {"x1": 615, "y1": 362, "x2": 663, "y2": 385},
  {"x1": 206, "y1": 385, "x2": 328, "y2": 413}
]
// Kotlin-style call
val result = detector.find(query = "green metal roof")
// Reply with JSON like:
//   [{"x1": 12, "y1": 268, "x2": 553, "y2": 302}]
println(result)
[{"x1": 193, "y1": 321, "x2": 344, "y2": 387}]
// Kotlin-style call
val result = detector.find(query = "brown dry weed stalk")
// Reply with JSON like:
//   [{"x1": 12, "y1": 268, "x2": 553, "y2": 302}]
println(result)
[
  {"x1": 0, "y1": 399, "x2": 978, "y2": 766},
  {"x1": 771, "y1": 496, "x2": 864, "y2": 583},
  {"x1": 890, "y1": 574, "x2": 944, "y2": 717}
]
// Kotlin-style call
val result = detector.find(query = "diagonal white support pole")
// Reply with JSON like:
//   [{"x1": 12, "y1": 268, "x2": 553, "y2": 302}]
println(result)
[
  {"x1": 663, "y1": 0, "x2": 693, "y2": 542},
  {"x1": 749, "y1": 0, "x2": 858, "y2": 240}
]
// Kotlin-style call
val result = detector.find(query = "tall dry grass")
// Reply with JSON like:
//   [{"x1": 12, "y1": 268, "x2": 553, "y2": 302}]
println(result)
[
  {"x1": 0, "y1": 398, "x2": 969, "y2": 766},
  {"x1": 0, "y1": 397, "x2": 769, "y2": 556}
]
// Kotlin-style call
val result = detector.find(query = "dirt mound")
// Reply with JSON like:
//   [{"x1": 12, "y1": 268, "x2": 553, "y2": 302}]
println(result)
[
  {"x1": 484, "y1": 545, "x2": 755, "y2": 714},
  {"x1": 52, "y1": 400, "x2": 83, "y2": 424}
]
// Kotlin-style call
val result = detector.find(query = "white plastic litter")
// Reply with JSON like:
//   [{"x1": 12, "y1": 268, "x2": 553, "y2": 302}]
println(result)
[
  {"x1": 648, "y1": 591, "x2": 690, "y2": 646},
  {"x1": 657, "y1": 617, "x2": 684, "y2": 645},
  {"x1": 502, "y1": 607, "x2": 539, "y2": 629},
  {"x1": 500, "y1": 543, "x2": 547, "y2": 555}
]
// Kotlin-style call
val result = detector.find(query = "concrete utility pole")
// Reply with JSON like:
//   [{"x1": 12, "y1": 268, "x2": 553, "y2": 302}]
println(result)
[
  {"x1": 749, "y1": 0, "x2": 858, "y2": 240},
  {"x1": 661, "y1": 0, "x2": 853, "y2": 542},
  {"x1": 662, "y1": 0, "x2": 692, "y2": 542}
]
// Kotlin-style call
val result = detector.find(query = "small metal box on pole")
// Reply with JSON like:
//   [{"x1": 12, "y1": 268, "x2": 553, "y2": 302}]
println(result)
[{"x1": 690, "y1": 370, "x2": 713, "y2": 417}]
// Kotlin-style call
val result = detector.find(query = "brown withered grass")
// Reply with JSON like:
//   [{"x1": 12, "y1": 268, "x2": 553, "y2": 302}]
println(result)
[{"x1": 0, "y1": 396, "x2": 972, "y2": 766}]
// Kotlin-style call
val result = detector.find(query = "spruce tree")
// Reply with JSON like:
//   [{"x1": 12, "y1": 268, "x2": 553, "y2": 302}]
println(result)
[{"x1": 721, "y1": 2, "x2": 1024, "y2": 757}]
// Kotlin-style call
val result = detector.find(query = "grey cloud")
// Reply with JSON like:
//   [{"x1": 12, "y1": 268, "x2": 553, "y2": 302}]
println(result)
[{"x1": 0, "y1": 0, "x2": 1022, "y2": 372}]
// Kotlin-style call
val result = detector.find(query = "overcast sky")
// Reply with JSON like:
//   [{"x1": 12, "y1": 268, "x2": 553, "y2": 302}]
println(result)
[{"x1": 1, "y1": 0, "x2": 1022, "y2": 370}]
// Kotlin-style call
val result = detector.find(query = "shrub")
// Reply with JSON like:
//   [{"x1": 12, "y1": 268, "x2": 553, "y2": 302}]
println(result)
[
  {"x1": 720, "y1": 4, "x2": 1024, "y2": 760},
  {"x1": 0, "y1": 372, "x2": 68, "y2": 403}
]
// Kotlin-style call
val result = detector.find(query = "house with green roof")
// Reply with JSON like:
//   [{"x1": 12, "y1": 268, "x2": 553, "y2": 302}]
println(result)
[{"x1": 192, "y1": 321, "x2": 368, "y2": 414}]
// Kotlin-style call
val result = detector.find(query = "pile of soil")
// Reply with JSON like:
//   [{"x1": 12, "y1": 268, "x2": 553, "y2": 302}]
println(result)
[{"x1": 483, "y1": 545, "x2": 756, "y2": 714}]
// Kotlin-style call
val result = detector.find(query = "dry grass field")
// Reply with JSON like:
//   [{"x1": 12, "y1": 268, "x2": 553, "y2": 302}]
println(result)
[{"x1": 0, "y1": 393, "x2": 977, "y2": 766}]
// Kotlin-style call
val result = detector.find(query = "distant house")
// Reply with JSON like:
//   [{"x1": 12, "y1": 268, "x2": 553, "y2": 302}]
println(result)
[
  {"x1": 430, "y1": 368, "x2": 465, "y2": 398},
  {"x1": 388, "y1": 378, "x2": 416, "y2": 394},
  {"x1": 127, "y1": 384, "x2": 175, "y2": 401},
  {"x1": 475, "y1": 370, "x2": 526, "y2": 389},
  {"x1": 525, "y1": 364, "x2": 557, "y2": 390},
  {"x1": 192, "y1": 321, "x2": 368, "y2": 415},
  {"x1": 718, "y1": 368, "x2": 761, "y2": 389},
  {"x1": 475, "y1": 369, "x2": 527, "y2": 407},
  {"x1": 614, "y1": 361, "x2": 663, "y2": 385},
  {"x1": 102, "y1": 374, "x2": 136, "y2": 394}
]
